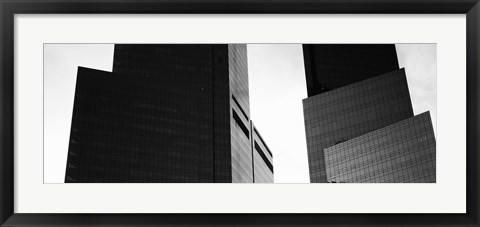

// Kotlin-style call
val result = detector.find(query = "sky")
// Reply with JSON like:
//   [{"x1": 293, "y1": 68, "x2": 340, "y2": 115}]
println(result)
[{"x1": 44, "y1": 44, "x2": 436, "y2": 183}]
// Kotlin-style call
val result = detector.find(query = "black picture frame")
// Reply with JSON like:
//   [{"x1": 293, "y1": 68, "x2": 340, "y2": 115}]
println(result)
[{"x1": 1, "y1": 0, "x2": 479, "y2": 226}]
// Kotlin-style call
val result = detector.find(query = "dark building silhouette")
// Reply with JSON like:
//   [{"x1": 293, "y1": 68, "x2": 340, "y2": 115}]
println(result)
[
  {"x1": 303, "y1": 44, "x2": 399, "y2": 96},
  {"x1": 65, "y1": 44, "x2": 273, "y2": 183},
  {"x1": 302, "y1": 44, "x2": 436, "y2": 183}
]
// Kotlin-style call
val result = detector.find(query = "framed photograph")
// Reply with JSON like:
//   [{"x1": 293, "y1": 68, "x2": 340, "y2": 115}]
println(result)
[{"x1": 1, "y1": 0, "x2": 479, "y2": 226}]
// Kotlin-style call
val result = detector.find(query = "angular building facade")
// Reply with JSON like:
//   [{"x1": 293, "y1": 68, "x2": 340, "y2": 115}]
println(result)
[
  {"x1": 324, "y1": 112, "x2": 436, "y2": 183},
  {"x1": 303, "y1": 68, "x2": 414, "y2": 182},
  {"x1": 251, "y1": 121, "x2": 274, "y2": 183},
  {"x1": 65, "y1": 44, "x2": 273, "y2": 183},
  {"x1": 302, "y1": 44, "x2": 436, "y2": 183}
]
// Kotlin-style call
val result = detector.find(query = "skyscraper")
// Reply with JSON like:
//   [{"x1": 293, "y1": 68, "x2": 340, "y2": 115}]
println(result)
[
  {"x1": 302, "y1": 44, "x2": 436, "y2": 183},
  {"x1": 303, "y1": 44, "x2": 399, "y2": 96},
  {"x1": 65, "y1": 44, "x2": 273, "y2": 183},
  {"x1": 324, "y1": 112, "x2": 436, "y2": 183},
  {"x1": 251, "y1": 121, "x2": 274, "y2": 183}
]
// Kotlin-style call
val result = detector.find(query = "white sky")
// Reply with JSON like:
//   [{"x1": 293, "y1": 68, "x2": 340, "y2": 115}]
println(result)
[{"x1": 44, "y1": 44, "x2": 436, "y2": 183}]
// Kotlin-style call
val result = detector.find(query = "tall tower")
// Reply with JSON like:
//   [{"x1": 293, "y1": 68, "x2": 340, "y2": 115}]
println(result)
[
  {"x1": 302, "y1": 44, "x2": 435, "y2": 183},
  {"x1": 65, "y1": 44, "x2": 273, "y2": 183},
  {"x1": 303, "y1": 44, "x2": 399, "y2": 96}
]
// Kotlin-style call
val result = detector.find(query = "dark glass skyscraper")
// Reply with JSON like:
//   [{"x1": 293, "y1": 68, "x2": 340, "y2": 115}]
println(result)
[
  {"x1": 303, "y1": 69, "x2": 414, "y2": 182},
  {"x1": 65, "y1": 44, "x2": 273, "y2": 183},
  {"x1": 303, "y1": 44, "x2": 399, "y2": 96},
  {"x1": 302, "y1": 44, "x2": 436, "y2": 183}
]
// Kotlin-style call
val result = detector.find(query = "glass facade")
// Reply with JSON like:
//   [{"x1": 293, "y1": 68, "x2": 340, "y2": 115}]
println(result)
[
  {"x1": 65, "y1": 44, "x2": 274, "y2": 183},
  {"x1": 303, "y1": 44, "x2": 399, "y2": 97},
  {"x1": 324, "y1": 112, "x2": 436, "y2": 183},
  {"x1": 303, "y1": 69, "x2": 414, "y2": 182}
]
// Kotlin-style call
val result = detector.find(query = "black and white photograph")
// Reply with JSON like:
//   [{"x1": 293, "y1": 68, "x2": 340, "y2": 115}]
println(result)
[
  {"x1": 3, "y1": 0, "x2": 479, "y2": 225},
  {"x1": 44, "y1": 44, "x2": 436, "y2": 183}
]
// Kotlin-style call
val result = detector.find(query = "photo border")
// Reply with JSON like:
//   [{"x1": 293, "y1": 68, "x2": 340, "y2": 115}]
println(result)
[{"x1": 1, "y1": 0, "x2": 479, "y2": 226}]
